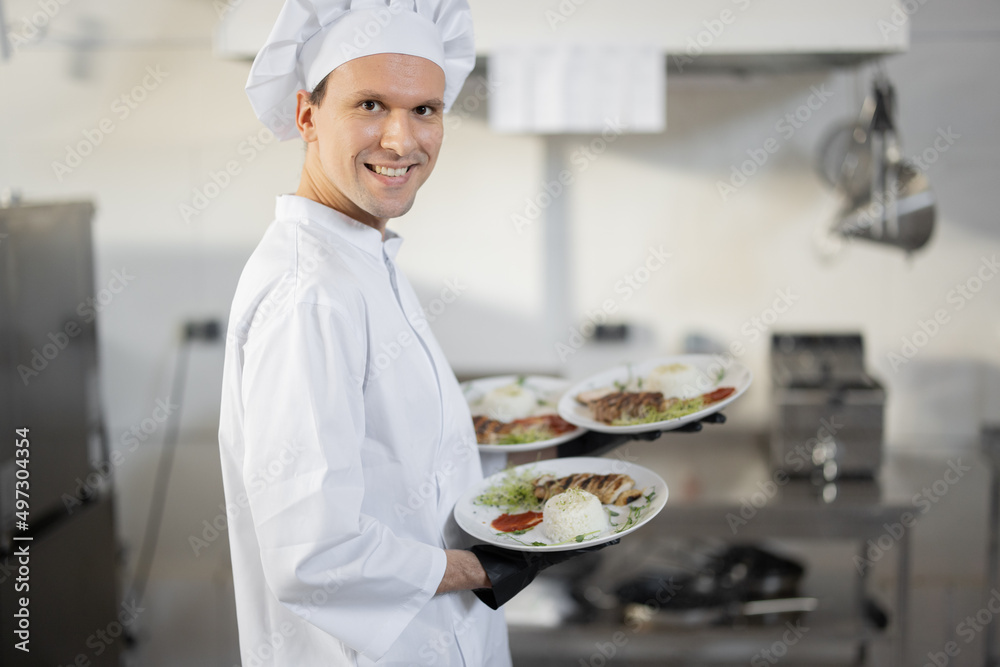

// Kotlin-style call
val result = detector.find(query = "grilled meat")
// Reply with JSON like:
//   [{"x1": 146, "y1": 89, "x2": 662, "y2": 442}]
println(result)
[
  {"x1": 589, "y1": 391, "x2": 675, "y2": 424},
  {"x1": 473, "y1": 414, "x2": 576, "y2": 445},
  {"x1": 574, "y1": 387, "x2": 616, "y2": 406},
  {"x1": 534, "y1": 473, "x2": 642, "y2": 506},
  {"x1": 473, "y1": 415, "x2": 506, "y2": 442}
]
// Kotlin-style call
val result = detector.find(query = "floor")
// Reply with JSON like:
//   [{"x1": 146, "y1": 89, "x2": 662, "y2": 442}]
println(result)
[{"x1": 112, "y1": 433, "x2": 999, "y2": 666}]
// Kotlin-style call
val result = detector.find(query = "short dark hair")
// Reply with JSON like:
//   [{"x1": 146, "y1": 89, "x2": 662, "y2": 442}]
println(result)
[{"x1": 308, "y1": 73, "x2": 330, "y2": 107}]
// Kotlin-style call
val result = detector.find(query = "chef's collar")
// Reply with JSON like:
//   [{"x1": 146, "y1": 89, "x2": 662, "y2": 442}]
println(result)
[{"x1": 276, "y1": 195, "x2": 402, "y2": 260}]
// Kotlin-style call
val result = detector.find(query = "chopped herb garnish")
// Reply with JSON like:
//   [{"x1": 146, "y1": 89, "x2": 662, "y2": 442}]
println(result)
[
  {"x1": 609, "y1": 489, "x2": 658, "y2": 535},
  {"x1": 475, "y1": 467, "x2": 544, "y2": 512},
  {"x1": 501, "y1": 530, "x2": 601, "y2": 548},
  {"x1": 610, "y1": 397, "x2": 706, "y2": 425},
  {"x1": 496, "y1": 432, "x2": 545, "y2": 445}
]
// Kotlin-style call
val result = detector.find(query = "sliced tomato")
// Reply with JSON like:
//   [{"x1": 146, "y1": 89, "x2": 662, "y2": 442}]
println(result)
[
  {"x1": 491, "y1": 511, "x2": 544, "y2": 533},
  {"x1": 701, "y1": 387, "x2": 736, "y2": 404}
]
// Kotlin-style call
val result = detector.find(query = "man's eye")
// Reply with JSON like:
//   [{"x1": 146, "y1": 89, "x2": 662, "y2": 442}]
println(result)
[
  {"x1": 414, "y1": 106, "x2": 434, "y2": 116},
  {"x1": 361, "y1": 100, "x2": 381, "y2": 111}
]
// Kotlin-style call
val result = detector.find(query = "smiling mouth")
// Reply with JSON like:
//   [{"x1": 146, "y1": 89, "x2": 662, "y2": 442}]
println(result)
[{"x1": 365, "y1": 164, "x2": 411, "y2": 177}]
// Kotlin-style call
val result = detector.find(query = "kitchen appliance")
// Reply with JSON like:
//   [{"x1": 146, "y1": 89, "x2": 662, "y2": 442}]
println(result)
[
  {"x1": 984, "y1": 426, "x2": 1000, "y2": 667},
  {"x1": 770, "y1": 333, "x2": 886, "y2": 479},
  {"x1": 0, "y1": 198, "x2": 123, "y2": 666},
  {"x1": 816, "y1": 73, "x2": 935, "y2": 255},
  {"x1": 614, "y1": 545, "x2": 814, "y2": 628}
]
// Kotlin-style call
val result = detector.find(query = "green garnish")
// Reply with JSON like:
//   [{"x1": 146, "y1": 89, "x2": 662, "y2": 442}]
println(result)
[
  {"x1": 496, "y1": 432, "x2": 545, "y2": 445},
  {"x1": 610, "y1": 397, "x2": 706, "y2": 426},
  {"x1": 612, "y1": 490, "x2": 656, "y2": 534},
  {"x1": 502, "y1": 530, "x2": 601, "y2": 548},
  {"x1": 475, "y1": 467, "x2": 543, "y2": 512}
]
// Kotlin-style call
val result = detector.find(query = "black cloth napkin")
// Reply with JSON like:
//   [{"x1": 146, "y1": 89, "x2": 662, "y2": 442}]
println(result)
[{"x1": 470, "y1": 540, "x2": 618, "y2": 610}]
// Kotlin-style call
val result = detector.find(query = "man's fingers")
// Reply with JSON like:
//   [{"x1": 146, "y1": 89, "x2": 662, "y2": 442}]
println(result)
[
  {"x1": 673, "y1": 412, "x2": 726, "y2": 433},
  {"x1": 674, "y1": 421, "x2": 703, "y2": 433}
]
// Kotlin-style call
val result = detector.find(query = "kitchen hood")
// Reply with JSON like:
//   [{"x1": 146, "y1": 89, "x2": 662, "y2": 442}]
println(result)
[{"x1": 214, "y1": 0, "x2": 909, "y2": 72}]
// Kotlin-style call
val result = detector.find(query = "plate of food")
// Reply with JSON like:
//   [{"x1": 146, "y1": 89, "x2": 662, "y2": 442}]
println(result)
[
  {"x1": 557, "y1": 355, "x2": 752, "y2": 435},
  {"x1": 462, "y1": 375, "x2": 586, "y2": 452},
  {"x1": 454, "y1": 457, "x2": 667, "y2": 552}
]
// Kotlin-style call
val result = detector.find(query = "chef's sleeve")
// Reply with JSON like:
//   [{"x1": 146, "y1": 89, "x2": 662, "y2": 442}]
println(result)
[{"x1": 240, "y1": 299, "x2": 447, "y2": 661}]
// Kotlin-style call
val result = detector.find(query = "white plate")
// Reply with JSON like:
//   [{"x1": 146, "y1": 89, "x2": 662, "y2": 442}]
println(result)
[
  {"x1": 461, "y1": 375, "x2": 586, "y2": 453},
  {"x1": 454, "y1": 457, "x2": 667, "y2": 552},
  {"x1": 557, "y1": 355, "x2": 752, "y2": 435}
]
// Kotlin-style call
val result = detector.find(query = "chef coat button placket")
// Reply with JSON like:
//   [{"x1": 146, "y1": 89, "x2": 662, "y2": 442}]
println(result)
[{"x1": 382, "y1": 251, "x2": 447, "y2": 459}]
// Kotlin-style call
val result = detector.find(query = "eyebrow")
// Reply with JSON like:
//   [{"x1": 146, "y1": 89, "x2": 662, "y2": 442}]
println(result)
[{"x1": 351, "y1": 89, "x2": 444, "y2": 108}]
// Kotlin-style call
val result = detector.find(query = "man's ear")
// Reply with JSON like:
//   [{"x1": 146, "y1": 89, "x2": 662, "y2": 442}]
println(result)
[{"x1": 295, "y1": 90, "x2": 318, "y2": 142}]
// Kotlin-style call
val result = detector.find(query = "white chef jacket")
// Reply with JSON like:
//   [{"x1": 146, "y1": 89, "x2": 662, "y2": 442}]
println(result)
[{"x1": 218, "y1": 195, "x2": 511, "y2": 666}]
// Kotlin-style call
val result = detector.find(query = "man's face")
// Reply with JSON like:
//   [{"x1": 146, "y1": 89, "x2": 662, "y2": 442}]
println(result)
[{"x1": 298, "y1": 53, "x2": 446, "y2": 227}]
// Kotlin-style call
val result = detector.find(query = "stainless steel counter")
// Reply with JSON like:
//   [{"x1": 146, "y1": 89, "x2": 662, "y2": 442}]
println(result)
[{"x1": 507, "y1": 433, "x2": 993, "y2": 667}]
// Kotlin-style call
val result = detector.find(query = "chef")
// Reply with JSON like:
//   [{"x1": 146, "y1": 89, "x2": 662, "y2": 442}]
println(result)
[{"x1": 217, "y1": 0, "x2": 511, "y2": 664}]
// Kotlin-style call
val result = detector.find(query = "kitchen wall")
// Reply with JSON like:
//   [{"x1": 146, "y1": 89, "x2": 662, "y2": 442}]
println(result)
[{"x1": 1, "y1": 0, "x2": 998, "y2": 450}]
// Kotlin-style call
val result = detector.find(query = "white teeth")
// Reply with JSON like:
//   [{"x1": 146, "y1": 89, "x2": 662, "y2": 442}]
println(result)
[{"x1": 374, "y1": 165, "x2": 408, "y2": 177}]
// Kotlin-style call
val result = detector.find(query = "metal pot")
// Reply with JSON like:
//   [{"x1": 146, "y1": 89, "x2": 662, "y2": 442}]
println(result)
[
  {"x1": 818, "y1": 73, "x2": 936, "y2": 254},
  {"x1": 614, "y1": 545, "x2": 814, "y2": 628}
]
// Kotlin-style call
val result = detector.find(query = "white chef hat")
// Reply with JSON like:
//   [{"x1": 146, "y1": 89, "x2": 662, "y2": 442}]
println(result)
[{"x1": 246, "y1": 0, "x2": 475, "y2": 141}]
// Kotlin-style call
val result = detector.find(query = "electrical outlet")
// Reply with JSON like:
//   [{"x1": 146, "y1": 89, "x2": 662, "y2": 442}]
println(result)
[{"x1": 183, "y1": 319, "x2": 222, "y2": 342}]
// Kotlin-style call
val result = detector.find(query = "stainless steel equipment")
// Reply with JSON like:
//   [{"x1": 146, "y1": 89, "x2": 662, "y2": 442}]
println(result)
[
  {"x1": 984, "y1": 425, "x2": 1000, "y2": 667},
  {"x1": 0, "y1": 199, "x2": 123, "y2": 666},
  {"x1": 770, "y1": 333, "x2": 886, "y2": 478},
  {"x1": 816, "y1": 73, "x2": 935, "y2": 255},
  {"x1": 614, "y1": 544, "x2": 814, "y2": 628}
]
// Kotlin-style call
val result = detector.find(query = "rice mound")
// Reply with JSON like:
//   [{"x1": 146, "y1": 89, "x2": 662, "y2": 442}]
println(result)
[
  {"x1": 645, "y1": 363, "x2": 701, "y2": 399},
  {"x1": 480, "y1": 383, "x2": 537, "y2": 421},
  {"x1": 541, "y1": 488, "x2": 608, "y2": 543}
]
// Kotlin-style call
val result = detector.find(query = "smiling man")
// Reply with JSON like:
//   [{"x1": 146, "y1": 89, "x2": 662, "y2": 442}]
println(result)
[
  {"x1": 295, "y1": 53, "x2": 445, "y2": 231},
  {"x1": 218, "y1": 1, "x2": 511, "y2": 665}
]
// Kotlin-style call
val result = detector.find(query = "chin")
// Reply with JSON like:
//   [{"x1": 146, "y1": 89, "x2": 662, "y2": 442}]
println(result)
[{"x1": 364, "y1": 198, "x2": 416, "y2": 221}]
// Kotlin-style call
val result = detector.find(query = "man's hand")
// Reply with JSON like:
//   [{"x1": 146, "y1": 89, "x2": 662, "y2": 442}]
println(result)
[
  {"x1": 469, "y1": 539, "x2": 619, "y2": 609},
  {"x1": 436, "y1": 549, "x2": 492, "y2": 594},
  {"x1": 670, "y1": 411, "x2": 727, "y2": 433}
]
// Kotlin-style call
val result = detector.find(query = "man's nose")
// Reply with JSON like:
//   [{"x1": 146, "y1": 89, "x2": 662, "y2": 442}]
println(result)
[{"x1": 380, "y1": 110, "x2": 418, "y2": 156}]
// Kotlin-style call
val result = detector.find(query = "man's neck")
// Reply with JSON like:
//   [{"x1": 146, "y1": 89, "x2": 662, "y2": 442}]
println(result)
[{"x1": 295, "y1": 153, "x2": 387, "y2": 238}]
